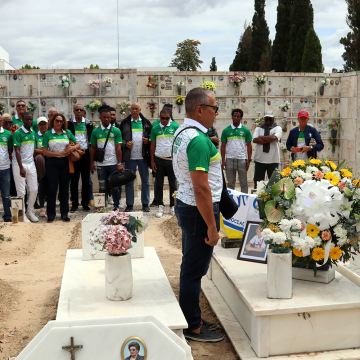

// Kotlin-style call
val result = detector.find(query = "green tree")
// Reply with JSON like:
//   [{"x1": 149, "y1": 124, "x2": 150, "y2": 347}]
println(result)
[
  {"x1": 259, "y1": 40, "x2": 272, "y2": 72},
  {"x1": 229, "y1": 21, "x2": 252, "y2": 71},
  {"x1": 301, "y1": 28, "x2": 322, "y2": 72},
  {"x1": 169, "y1": 39, "x2": 203, "y2": 71},
  {"x1": 340, "y1": 0, "x2": 360, "y2": 72},
  {"x1": 248, "y1": 0, "x2": 270, "y2": 71},
  {"x1": 271, "y1": 0, "x2": 293, "y2": 71},
  {"x1": 286, "y1": 0, "x2": 314, "y2": 72},
  {"x1": 210, "y1": 57, "x2": 217, "y2": 71},
  {"x1": 84, "y1": 64, "x2": 100, "y2": 69},
  {"x1": 20, "y1": 64, "x2": 40, "y2": 69}
]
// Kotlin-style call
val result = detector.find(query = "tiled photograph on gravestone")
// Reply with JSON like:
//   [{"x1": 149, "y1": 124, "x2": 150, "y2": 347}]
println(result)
[
  {"x1": 9, "y1": 73, "x2": 24, "y2": 97},
  {"x1": 328, "y1": 78, "x2": 341, "y2": 97},
  {"x1": 292, "y1": 97, "x2": 316, "y2": 118},
  {"x1": 40, "y1": 74, "x2": 57, "y2": 97},
  {"x1": 158, "y1": 74, "x2": 173, "y2": 97},
  {"x1": 317, "y1": 98, "x2": 340, "y2": 118}
]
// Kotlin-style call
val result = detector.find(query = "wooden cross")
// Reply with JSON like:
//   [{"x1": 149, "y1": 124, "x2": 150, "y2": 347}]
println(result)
[{"x1": 62, "y1": 337, "x2": 83, "y2": 360}]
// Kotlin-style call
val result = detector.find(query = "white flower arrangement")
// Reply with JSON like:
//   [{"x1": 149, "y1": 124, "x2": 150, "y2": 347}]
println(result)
[
  {"x1": 321, "y1": 76, "x2": 330, "y2": 86},
  {"x1": 279, "y1": 101, "x2": 291, "y2": 112},
  {"x1": 58, "y1": 75, "x2": 72, "y2": 88},
  {"x1": 104, "y1": 77, "x2": 113, "y2": 84},
  {"x1": 176, "y1": 81, "x2": 185, "y2": 88},
  {"x1": 254, "y1": 73, "x2": 266, "y2": 86}
]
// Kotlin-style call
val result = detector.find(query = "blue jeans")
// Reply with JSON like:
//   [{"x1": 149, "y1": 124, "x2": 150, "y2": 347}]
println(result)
[
  {"x1": 97, "y1": 165, "x2": 120, "y2": 210},
  {"x1": 0, "y1": 168, "x2": 11, "y2": 220},
  {"x1": 89, "y1": 172, "x2": 94, "y2": 201},
  {"x1": 175, "y1": 199, "x2": 220, "y2": 331},
  {"x1": 125, "y1": 159, "x2": 150, "y2": 206}
]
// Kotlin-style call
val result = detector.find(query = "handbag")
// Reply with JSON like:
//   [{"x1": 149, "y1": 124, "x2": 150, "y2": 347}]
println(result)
[
  {"x1": 219, "y1": 170, "x2": 238, "y2": 220},
  {"x1": 65, "y1": 131, "x2": 84, "y2": 163},
  {"x1": 107, "y1": 169, "x2": 136, "y2": 188},
  {"x1": 95, "y1": 123, "x2": 113, "y2": 162}
]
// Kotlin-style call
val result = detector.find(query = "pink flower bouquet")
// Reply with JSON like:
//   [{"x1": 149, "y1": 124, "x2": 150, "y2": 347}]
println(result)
[{"x1": 104, "y1": 225, "x2": 132, "y2": 255}]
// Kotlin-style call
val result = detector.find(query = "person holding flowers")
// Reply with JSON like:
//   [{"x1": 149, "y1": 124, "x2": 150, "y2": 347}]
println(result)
[{"x1": 286, "y1": 110, "x2": 324, "y2": 161}]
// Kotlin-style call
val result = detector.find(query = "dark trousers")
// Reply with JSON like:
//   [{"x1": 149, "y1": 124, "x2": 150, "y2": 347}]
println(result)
[
  {"x1": 46, "y1": 157, "x2": 70, "y2": 219},
  {"x1": 97, "y1": 165, "x2": 120, "y2": 210},
  {"x1": 10, "y1": 165, "x2": 17, "y2": 196},
  {"x1": 154, "y1": 156, "x2": 176, "y2": 207},
  {"x1": 175, "y1": 199, "x2": 220, "y2": 331},
  {"x1": 253, "y1": 162, "x2": 278, "y2": 189},
  {"x1": 70, "y1": 150, "x2": 90, "y2": 208}
]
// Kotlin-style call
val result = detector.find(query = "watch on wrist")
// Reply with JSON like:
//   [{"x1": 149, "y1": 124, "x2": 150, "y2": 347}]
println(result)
[
  {"x1": 117, "y1": 162, "x2": 123, "y2": 166},
  {"x1": 247, "y1": 159, "x2": 252, "y2": 162}
]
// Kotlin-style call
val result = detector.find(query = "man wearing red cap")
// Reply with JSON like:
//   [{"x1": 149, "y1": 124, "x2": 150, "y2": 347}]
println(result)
[{"x1": 286, "y1": 111, "x2": 324, "y2": 160}]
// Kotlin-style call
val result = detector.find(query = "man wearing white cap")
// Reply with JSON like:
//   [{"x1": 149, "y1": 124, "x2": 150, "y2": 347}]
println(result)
[
  {"x1": 252, "y1": 111, "x2": 282, "y2": 189},
  {"x1": 34, "y1": 116, "x2": 49, "y2": 217}
]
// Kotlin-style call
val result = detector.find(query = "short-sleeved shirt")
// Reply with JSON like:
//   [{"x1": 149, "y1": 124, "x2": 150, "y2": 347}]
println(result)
[
  {"x1": 252, "y1": 125, "x2": 282, "y2": 164},
  {"x1": 72, "y1": 118, "x2": 88, "y2": 150},
  {"x1": 295, "y1": 130, "x2": 307, "y2": 161},
  {"x1": 150, "y1": 121, "x2": 179, "y2": 158},
  {"x1": 0, "y1": 127, "x2": 13, "y2": 170},
  {"x1": 130, "y1": 118, "x2": 143, "y2": 160},
  {"x1": 90, "y1": 124, "x2": 122, "y2": 166},
  {"x1": 13, "y1": 126, "x2": 36, "y2": 165},
  {"x1": 12, "y1": 115, "x2": 39, "y2": 133},
  {"x1": 221, "y1": 124, "x2": 252, "y2": 159},
  {"x1": 172, "y1": 118, "x2": 223, "y2": 206},
  {"x1": 35, "y1": 131, "x2": 44, "y2": 149},
  {"x1": 42, "y1": 129, "x2": 77, "y2": 157},
  {"x1": 250, "y1": 235, "x2": 265, "y2": 248}
]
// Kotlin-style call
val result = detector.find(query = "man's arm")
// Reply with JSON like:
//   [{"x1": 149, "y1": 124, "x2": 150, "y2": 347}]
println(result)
[
  {"x1": 253, "y1": 135, "x2": 278, "y2": 144},
  {"x1": 15, "y1": 147, "x2": 26, "y2": 178},
  {"x1": 190, "y1": 170, "x2": 219, "y2": 246},
  {"x1": 246, "y1": 142, "x2": 252, "y2": 171},
  {"x1": 115, "y1": 143, "x2": 123, "y2": 172},
  {"x1": 150, "y1": 141, "x2": 156, "y2": 172},
  {"x1": 90, "y1": 145, "x2": 96, "y2": 173},
  {"x1": 220, "y1": 142, "x2": 227, "y2": 170}
]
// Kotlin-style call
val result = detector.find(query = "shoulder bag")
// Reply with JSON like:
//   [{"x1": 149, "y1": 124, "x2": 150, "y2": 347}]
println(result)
[
  {"x1": 65, "y1": 130, "x2": 85, "y2": 163},
  {"x1": 95, "y1": 123, "x2": 113, "y2": 163}
]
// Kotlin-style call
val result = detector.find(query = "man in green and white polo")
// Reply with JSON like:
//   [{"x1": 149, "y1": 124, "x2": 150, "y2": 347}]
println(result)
[
  {"x1": 172, "y1": 88, "x2": 224, "y2": 343},
  {"x1": 12, "y1": 112, "x2": 38, "y2": 222},
  {"x1": 12, "y1": 100, "x2": 39, "y2": 133},
  {"x1": 150, "y1": 108, "x2": 179, "y2": 217},
  {"x1": 90, "y1": 107, "x2": 123, "y2": 210},
  {"x1": 220, "y1": 108, "x2": 252, "y2": 193}
]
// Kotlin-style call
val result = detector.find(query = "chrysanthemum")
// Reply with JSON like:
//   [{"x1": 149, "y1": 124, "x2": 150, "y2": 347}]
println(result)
[
  {"x1": 309, "y1": 159, "x2": 322, "y2": 165},
  {"x1": 280, "y1": 167, "x2": 291, "y2": 177},
  {"x1": 342, "y1": 170, "x2": 353, "y2": 178},
  {"x1": 294, "y1": 177, "x2": 303, "y2": 185},
  {"x1": 325, "y1": 172, "x2": 340, "y2": 186},
  {"x1": 269, "y1": 224, "x2": 280, "y2": 233},
  {"x1": 329, "y1": 247, "x2": 342, "y2": 260},
  {"x1": 293, "y1": 248, "x2": 303, "y2": 257},
  {"x1": 312, "y1": 247, "x2": 325, "y2": 261},
  {"x1": 307, "y1": 224, "x2": 320, "y2": 238},
  {"x1": 325, "y1": 160, "x2": 337, "y2": 170},
  {"x1": 321, "y1": 230, "x2": 332, "y2": 241},
  {"x1": 314, "y1": 171, "x2": 324, "y2": 180},
  {"x1": 283, "y1": 242, "x2": 290, "y2": 248},
  {"x1": 292, "y1": 160, "x2": 306, "y2": 168}
]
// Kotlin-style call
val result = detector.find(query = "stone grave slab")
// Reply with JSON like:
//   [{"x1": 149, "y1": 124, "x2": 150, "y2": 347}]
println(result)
[{"x1": 16, "y1": 315, "x2": 192, "y2": 360}]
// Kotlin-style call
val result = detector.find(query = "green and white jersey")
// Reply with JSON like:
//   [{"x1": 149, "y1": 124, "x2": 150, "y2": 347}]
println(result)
[
  {"x1": 42, "y1": 129, "x2": 77, "y2": 157},
  {"x1": 35, "y1": 131, "x2": 44, "y2": 149},
  {"x1": 0, "y1": 127, "x2": 13, "y2": 170},
  {"x1": 150, "y1": 121, "x2": 179, "y2": 158},
  {"x1": 72, "y1": 118, "x2": 88, "y2": 150},
  {"x1": 221, "y1": 124, "x2": 252, "y2": 159},
  {"x1": 90, "y1": 124, "x2": 122, "y2": 166},
  {"x1": 12, "y1": 115, "x2": 39, "y2": 133},
  {"x1": 172, "y1": 118, "x2": 223, "y2": 206},
  {"x1": 295, "y1": 130, "x2": 307, "y2": 161},
  {"x1": 130, "y1": 118, "x2": 143, "y2": 160},
  {"x1": 12, "y1": 126, "x2": 35, "y2": 165}
]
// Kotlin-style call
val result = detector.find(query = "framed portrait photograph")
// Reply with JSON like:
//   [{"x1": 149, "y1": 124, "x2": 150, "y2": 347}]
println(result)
[
  {"x1": 237, "y1": 221, "x2": 269, "y2": 264},
  {"x1": 121, "y1": 336, "x2": 147, "y2": 360}
]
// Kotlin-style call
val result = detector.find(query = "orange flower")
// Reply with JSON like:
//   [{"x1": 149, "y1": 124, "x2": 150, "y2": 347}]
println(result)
[
  {"x1": 280, "y1": 167, "x2": 291, "y2": 177},
  {"x1": 312, "y1": 247, "x2": 325, "y2": 261},
  {"x1": 293, "y1": 248, "x2": 303, "y2": 257},
  {"x1": 329, "y1": 247, "x2": 342, "y2": 261}
]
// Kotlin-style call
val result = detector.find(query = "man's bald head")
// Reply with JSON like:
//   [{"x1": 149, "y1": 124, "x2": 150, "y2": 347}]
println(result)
[{"x1": 130, "y1": 102, "x2": 141, "y2": 120}]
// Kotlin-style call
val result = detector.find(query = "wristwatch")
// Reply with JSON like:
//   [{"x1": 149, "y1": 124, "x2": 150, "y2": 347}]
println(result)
[
  {"x1": 310, "y1": 146, "x2": 313, "y2": 150},
  {"x1": 117, "y1": 162, "x2": 123, "y2": 166},
  {"x1": 247, "y1": 159, "x2": 252, "y2": 162}
]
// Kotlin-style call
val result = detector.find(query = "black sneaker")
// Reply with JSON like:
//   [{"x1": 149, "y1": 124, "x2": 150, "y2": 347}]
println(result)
[
  {"x1": 62, "y1": 216, "x2": 70, "y2": 222},
  {"x1": 82, "y1": 206, "x2": 91, "y2": 211},
  {"x1": 142, "y1": 205, "x2": 151, "y2": 212},
  {"x1": 34, "y1": 201, "x2": 40, "y2": 209},
  {"x1": 70, "y1": 207, "x2": 78, "y2": 213},
  {"x1": 183, "y1": 326, "x2": 224, "y2": 343},
  {"x1": 150, "y1": 199, "x2": 158, "y2": 207},
  {"x1": 125, "y1": 206, "x2": 134, "y2": 212},
  {"x1": 202, "y1": 318, "x2": 221, "y2": 331}
]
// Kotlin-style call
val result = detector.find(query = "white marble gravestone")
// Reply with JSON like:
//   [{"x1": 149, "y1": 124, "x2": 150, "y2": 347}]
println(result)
[
  {"x1": 16, "y1": 316, "x2": 192, "y2": 360},
  {"x1": 82, "y1": 212, "x2": 145, "y2": 260}
]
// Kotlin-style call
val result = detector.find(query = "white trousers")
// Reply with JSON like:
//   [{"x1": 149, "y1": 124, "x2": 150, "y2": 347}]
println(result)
[{"x1": 12, "y1": 162, "x2": 38, "y2": 214}]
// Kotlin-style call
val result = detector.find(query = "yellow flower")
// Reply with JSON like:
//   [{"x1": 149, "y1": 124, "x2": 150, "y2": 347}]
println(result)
[
  {"x1": 292, "y1": 160, "x2": 305, "y2": 168},
  {"x1": 325, "y1": 172, "x2": 340, "y2": 186},
  {"x1": 283, "y1": 242, "x2": 290, "y2": 248},
  {"x1": 325, "y1": 160, "x2": 337, "y2": 170},
  {"x1": 312, "y1": 247, "x2": 325, "y2": 261},
  {"x1": 309, "y1": 159, "x2": 322, "y2": 165},
  {"x1": 329, "y1": 247, "x2": 342, "y2": 260},
  {"x1": 306, "y1": 224, "x2": 320, "y2": 237},
  {"x1": 353, "y1": 180, "x2": 360, "y2": 188},
  {"x1": 280, "y1": 167, "x2": 292, "y2": 177},
  {"x1": 341, "y1": 170, "x2": 353, "y2": 178},
  {"x1": 293, "y1": 248, "x2": 303, "y2": 257},
  {"x1": 269, "y1": 224, "x2": 280, "y2": 233}
]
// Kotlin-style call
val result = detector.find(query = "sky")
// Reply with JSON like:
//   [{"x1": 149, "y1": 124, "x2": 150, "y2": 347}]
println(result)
[{"x1": 0, "y1": 0, "x2": 350, "y2": 72}]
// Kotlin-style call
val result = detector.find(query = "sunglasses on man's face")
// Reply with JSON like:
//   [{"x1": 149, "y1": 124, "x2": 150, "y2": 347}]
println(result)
[
  {"x1": 74, "y1": 109, "x2": 84, "y2": 112},
  {"x1": 4, "y1": 121, "x2": 12, "y2": 125},
  {"x1": 17, "y1": 104, "x2": 26, "y2": 108},
  {"x1": 160, "y1": 117, "x2": 170, "y2": 121}
]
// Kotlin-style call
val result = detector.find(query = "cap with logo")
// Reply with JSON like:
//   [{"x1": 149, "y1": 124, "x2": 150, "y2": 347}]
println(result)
[
  {"x1": 298, "y1": 110, "x2": 309, "y2": 118},
  {"x1": 37, "y1": 116, "x2": 48, "y2": 125},
  {"x1": 264, "y1": 111, "x2": 275, "y2": 118}
]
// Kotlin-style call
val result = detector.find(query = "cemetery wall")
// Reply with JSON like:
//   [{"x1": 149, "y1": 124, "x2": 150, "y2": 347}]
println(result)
[{"x1": 0, "y1": 69, "x2": 353, "y2": 183}]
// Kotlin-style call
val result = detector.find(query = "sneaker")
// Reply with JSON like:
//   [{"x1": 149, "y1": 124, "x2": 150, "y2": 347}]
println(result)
[
  {"x1": 89, "y1": 200, "x2": 94, "y2": 206},
  {"x1": 202, "y1": 318, "x2": 221, "y2": 331},
  {"x1": 150, "y1": 199, "x2": 158, "y2": 207},
  {"x1": 39, "y1": 208, "x2": 46, "y2": 217},
  {"x1": 70, "y1": 206, "x2": 78, "y2": 213},
  {"x1": 108, "y1": 197, "x2": 114, "y2": 205},
  {"x1": 125, "y1": 205, "x2": 134, "y2": 212},
  {"x1": 142, "y1": 205, "x2": 151, "y2": 212},
  {"x1": 26, "y1": 212, "x2": 39, "y2": 223},
  {"x1": 169, "y1": 206, "x2": 175, "y2": 216},
  {"x1": 118, "y1": 199, "x2": 124, "y2": 210},
  {"x1": 61, "y1": 216, "x2": 70, "y2": 222},
  {"x1": 24, "y1": 215, "x2": 31, "y2": 223},
  {"x1": 183, "y1": 326, "x2": 224, "y2": 343},
  {"x1": 156, "y1": 205, "x2": 165, "y2": 218}
]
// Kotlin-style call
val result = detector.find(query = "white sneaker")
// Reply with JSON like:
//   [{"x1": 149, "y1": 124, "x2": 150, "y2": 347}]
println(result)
[
  {"x1": 155, "y1": 205, "x2": 165, "y2": 218},
  {"x1": 118, "y1": 199, "x2": 124, "y2": 210},
  {"x1": 23, "y1": 215, "x2": 31, "y2": 223},
  {"x1": 26, "y1": 212, "x2": 39, "y2": 223},
  {"x1": 170, "y1": 206, "x2": 175, "y2": 216},
  {"x1": 108, "y1": 196, "x2": 114, "y2": 205}
]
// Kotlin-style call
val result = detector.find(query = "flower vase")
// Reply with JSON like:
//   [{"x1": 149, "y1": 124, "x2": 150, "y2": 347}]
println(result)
[
  {"x1": 282, "y1": 126, "x2": 287, "y2": 132},
  {"x1": 177, "y1": 88, "x2": 182, "y2": 95},
  {"x1": 150, "y1": 110, "x2": 155, "y2": 118},
  {"x1": 283, "y1": 88, "x2": 288, "y2": 96},
  {"x1": 106, "y1": 85, "x2": 111, "y2": 92},
  {"x1": 258, "y1": 86, "x2": 262, "y2": 96},
  {"x1": 0, "y1": 89, "x2": 4, "y2": 97},
  {"x1": 63, "y1": 87, "x2": 68, "y2": 96},
  {"x1": 283, "y1": 111, "x2": 288, "y2": 118},
  {"x1": 178, "y1": 105, "x2": 182, "y2": 113},
  {"x1": 105, "y1": 252, "x2": 133, "y2": 301},
  {"x1": 235, "y1": 87, "x2": 239, "y2": 96},
  {"x1": 267, "y1": 252, "x2": 292, "y2": 299},
  {"x1": 331, "y1": 129, "x2": 337, "y2": 139},
  {"x1": 93, "y1": 87, "x2": 98, "y2": 96},
  {"x1": 153, "y1": 88, "x2": 157, "y2": 96},
  {"x1": 121, "y1": 113, "x2": 125, "y2": 120},
  {"x1": 320, "y1": 86, "x2": 324, "y2": 96},
  {"x1": 90, "y1": 111, "x2": 95, "y2": 119}
]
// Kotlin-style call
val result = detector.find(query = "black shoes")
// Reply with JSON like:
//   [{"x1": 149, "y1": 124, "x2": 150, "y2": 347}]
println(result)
[
  {"x1": 202, "y1": 318, "x2": 221, "y2": 331},
  {"x1": 183, "y1": 326, "x2": 224, "y2": 343},
  {"x1": 70, "y1": 207, "x2": 78, "y2": 213},
  {"x1": 150, "y1": 199, "x2": 158, "y2": 207},
  {"x1": 34, "y1": 201, "x2": 40, "y2": 209},
  {"x1": 62, "y1": 216, "x2": 70, "y2": 222},
  {"x1": 82, "y1": 206, "x2": 91, "y2": 211},
  {"x1": 47, "y1": 218, "x2": 54, "y2": 223},
  {"x1": 142, "y1": 204, "x2": 151, "y2": 212},
  {"x1": 125, "y1": 205, "x2": 134, "y2": 212}
]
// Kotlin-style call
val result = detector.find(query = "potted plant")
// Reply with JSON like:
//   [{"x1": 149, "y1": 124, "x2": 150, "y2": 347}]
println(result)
[
  {"x1": 175, "y1": 95, "x2": 185, "y2": 113},
  {"x1": 229, "y1": 72, "x2": 245, "y2": 95},
  {"x1": 84, "y1": 100, "x2": 101, "y2": 118},
  {"x1": 147, "y1": 101, "x2": 157, "y2": 118},
  {"x1": 88, "y1": 79, "x2": 100, "y2": 95},
  {"x1": 104, "y1": 77, "x2": 112, "y2": 91},
  {"x1": 279, "y1": 101, "x2": 291, "y2": 117},
  {"x1": 117, "y1": 100, "x2": 132, "y2": 119},
  {"x1": 280, "y1": 118, "x2": 291, "y2": 132},
  {"x1": 328, "y1": 119, "x2": 340, "y2": 139},
  {"x1": 147, "y1": 76, "x2": 158, "y2": 95},
  {"x1": 201, "y1": 81, "x2": 216, "y2": 92},
  {"x1": 58, "y1": 75, "x2": 72, "y2": 96},
  {"x1": 0, "y1": 84, "x2": 6, "y2": 97},
  {"x1": 176, "y1": 81, "x2": 184, "y2": 95},
  {"x1": 319, "y1": 76, "x2": 330, "y2": 95},
  {"x1": 254, "y1": 73, "x2": 266, "y2": 95},
  {"x1": 27, "y1": 100, "x2": 37, "y2": 112},
  {"x1": 329, "y1": 138, "x2": 339, "y2": 153}
]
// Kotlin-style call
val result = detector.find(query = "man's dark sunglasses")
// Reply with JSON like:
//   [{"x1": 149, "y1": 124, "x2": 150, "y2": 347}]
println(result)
[
  {"x1": 160, "y1": 116, "x2": 170, "y2": 120},
  {"x1": 264, "y1": 118, "x2": 274, "y2": 121},
  {"x1": 200, "y1": 104, "x2": 219, "y2": 113},
  {"x1": 4, "y1": 121, "x2": 12, "y2": 124},
  {"x1": 74, "y1": 109, "x2": 84, "y2": 112},
  {"x1": 17, "y1": 104, "x2": 26, "y2": 108}
]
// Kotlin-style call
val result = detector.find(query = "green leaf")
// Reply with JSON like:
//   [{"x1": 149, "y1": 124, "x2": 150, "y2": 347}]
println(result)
[
  {"x1": 271, "y1": 177, "x2": 295, "y2": 199},
  {"x1": 264, "y1": 200, "x2": 285, "y2": 223}
]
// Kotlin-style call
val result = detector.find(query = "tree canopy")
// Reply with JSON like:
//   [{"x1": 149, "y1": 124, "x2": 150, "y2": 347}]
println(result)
[
  {"x1": 210, "y1": 57, "x2": 217, "y2": 71},
  {"x1": 20, "y1": 64, "x2": 40, "y2": 69},
  {"x1": 229, "y1": 21, "x2": 252, "y2": 71},
  {"x1": 169, "y1": 39, "x2": 203, "y2": 71},
  {"x1": 301, "y1": 28, "x2": 322, "y2": 72},
  {"x1": 84, "y1": 64, "x2": 100, "y2": 69}
]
